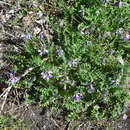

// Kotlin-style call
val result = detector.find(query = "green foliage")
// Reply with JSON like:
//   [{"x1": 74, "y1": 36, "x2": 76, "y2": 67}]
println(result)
[
  {"x1": 0, "y1": 114, "x2": 28, "y2": 130},
  {"x1": 4, "y1": 0, "x2": 130, "y2": 122}
]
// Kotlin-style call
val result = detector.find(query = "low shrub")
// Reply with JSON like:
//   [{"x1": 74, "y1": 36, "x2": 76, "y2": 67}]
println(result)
[
  {"x1": 0, "y1": 114, "x2": 28, "y2": 130},
  {"x1": 3, "y1": 0, "x2": 130, "y2": 122}
]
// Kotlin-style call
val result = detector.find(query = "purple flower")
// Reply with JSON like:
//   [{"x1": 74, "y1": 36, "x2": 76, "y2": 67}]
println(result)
[
  {"x1": 55, "y1": 47, "x2": 63, "y2": 56},
  {"x1": 8, "y1": 73, "x2": 20, "y2": 84},
  {"x1": 21, "y1": 33, "x2": 32, "y2": 40},
  {"x1": 110, "y1": 80, "x2": 115, "y2": 85},
  {"x1": 38, "y1": 45, "x2": 48, "y2": 56},
  {"x1": 118, "y1": 2, "x2": 123, "y2": 7},
  {"x1": 73, "y1": 93, "x2": 82, "y2": 101},
  {"x1": 114, "y1": 1, "x2": 123, "y2": 7},
  {"x1": 110, "y1": 79, "x2": 121, "y2": 87},
  {"x1": 122, "y1": 114, "x2": 127, "y2": 120},
  {"x1": 38, "y1": 49, "x2": 48, "y2": 56},
  {"x1": 41, "y1": 71, "x2": 53, "y2": 80},
  {"x1": 67, "y1": 59, "x2": 78, "y2": 67},
  {"x1": 37, "y1": 34, "x2": 45, "y2": 40},
  {"x1": 123, "y1": 34, "x2": 130, "y2": 41}
]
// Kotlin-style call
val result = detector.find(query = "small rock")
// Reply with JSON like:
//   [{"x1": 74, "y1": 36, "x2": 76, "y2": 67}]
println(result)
[
  {"x1": 35, "y1": 19, "x2": 45, "y2": 25},
  {"x1": 33, "y1": 27, "x2": 41, "y2": 34}
]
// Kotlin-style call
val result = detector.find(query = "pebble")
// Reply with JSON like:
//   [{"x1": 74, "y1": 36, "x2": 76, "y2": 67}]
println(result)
[{"x1": 33, "y1": 27, "x2": 41, "y2": 35}]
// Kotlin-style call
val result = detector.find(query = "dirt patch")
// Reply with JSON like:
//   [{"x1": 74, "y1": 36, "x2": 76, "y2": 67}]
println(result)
[
  {"x1": 0, "y1": 100, "x2": 68, "y2": 130},
  {"x1": 0, "y1": 96, "x2": 130, "y2": 130}
]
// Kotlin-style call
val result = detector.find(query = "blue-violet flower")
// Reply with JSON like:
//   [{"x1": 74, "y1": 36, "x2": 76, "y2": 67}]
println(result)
[
  {"x1": 41, "y1": 71, "x2": 53, "y2": 80},
  {"x1": 38, "y1": 45, "x2": 48, "y2": 56},
  {"x1": 8, "y1": 73, "x2": 20, "y2": 84},
  {"x1": 55, "y1": 47, "x2": 63, "y2": 57},
  {"x1": 67, "y1": 59, "x2": 78, "y2": 67},
  {"x1": 123, "y1": 34, "x2": 130, "y2": 41},
  {"x1": 73, "y1": 93, "x2": 82, "y2": 101}
]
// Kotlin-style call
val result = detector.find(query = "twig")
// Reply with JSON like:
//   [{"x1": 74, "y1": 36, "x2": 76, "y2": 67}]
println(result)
[
  {"x1": 5, "y1": 103, "x2": 27, "y2": 113},
  {"x1": 20, "y1": 57, "x2": 48, "y2": 78},
  {"x1": 0, "y1": 67, "x2": 34, "y2": 113},
  {"x1": 1, "y1": 30, "x2": 16, "y2": 38},
  {"x1": 0, "y1": 87, "x2": 9, "y2": 98},
  {"x1": 0, "y1": 86, "x2": 12, "y2": 114},
  {"x1": 77, "y1": 123, "x2": 84, "y2": 130},
  {"x1": 64, "y1": 122, "x2": 70, "y2": 130},
  {"x1": 51, "y1": 117, "x2": 61, "y2": 129},
  {"x1": 21, "y1": 67, "x2": 34, "y2": 78}
]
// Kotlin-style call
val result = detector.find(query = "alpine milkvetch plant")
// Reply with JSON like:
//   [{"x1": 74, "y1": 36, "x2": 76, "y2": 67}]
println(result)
[
  {"x1": 123, "y1": 34, "x2": 130, "y2": 41},
  {"x1": 73, "y1": 93, "x2": 82, "y2": 101},
  {"x1": 38, "y1": 44, "x2": 48, "y2": 56},
  {"x1": 8, "y1": 73, "x2": 20, "y2": 84},
  {"x1": 41, "y1": 70, "x2": 53, "y2": 80},
  {"x1": 3, "y1": 0, "x2": 130, "y2": 123}
]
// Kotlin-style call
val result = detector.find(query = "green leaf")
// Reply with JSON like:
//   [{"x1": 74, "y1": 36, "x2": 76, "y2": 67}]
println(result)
[
  {"x1": 24, "y1": 41, "x2": 34, "y2": 54},
  {"x1": 31, "y1": 56, "x2": 43, "y2": 66}
]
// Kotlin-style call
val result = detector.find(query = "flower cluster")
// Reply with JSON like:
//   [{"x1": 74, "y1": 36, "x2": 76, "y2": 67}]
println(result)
[
  {"x1": 5, "y1": 0, "x2": 129, "y2": 122},
  {"x1": 8, "y1": 73, "x2": 20, "y2": 84},
  {"x1": 123, "y1": 34, "x2": 130, "y2": 41},
  {"x1": 38, "y1": 45, "x2": 48, "y2": 56},
  {"x1": 21, "y1": 33, "x2": 32, "y2": 40},
  {"x1": 73, "y1": 93, "x2": 82, "y2": 101},
  {"x1": 114, "y1": 1, "x2": 123, "y2": 7},
  {"x1": 110, "y1": 79, "x2": 121, "y2": 87},
  {"x1": 41, "y1": 70, "x2": 53, "y2": 80},
  {"x1": 55, "y1": 46, "x2": 63, "y2": 57},
  {"x1": 67, "y1": 59, "x2": 78, "y2": 67},
  {"x1": 122, "y1": 114, "x2": 127, "y2": 120}
]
